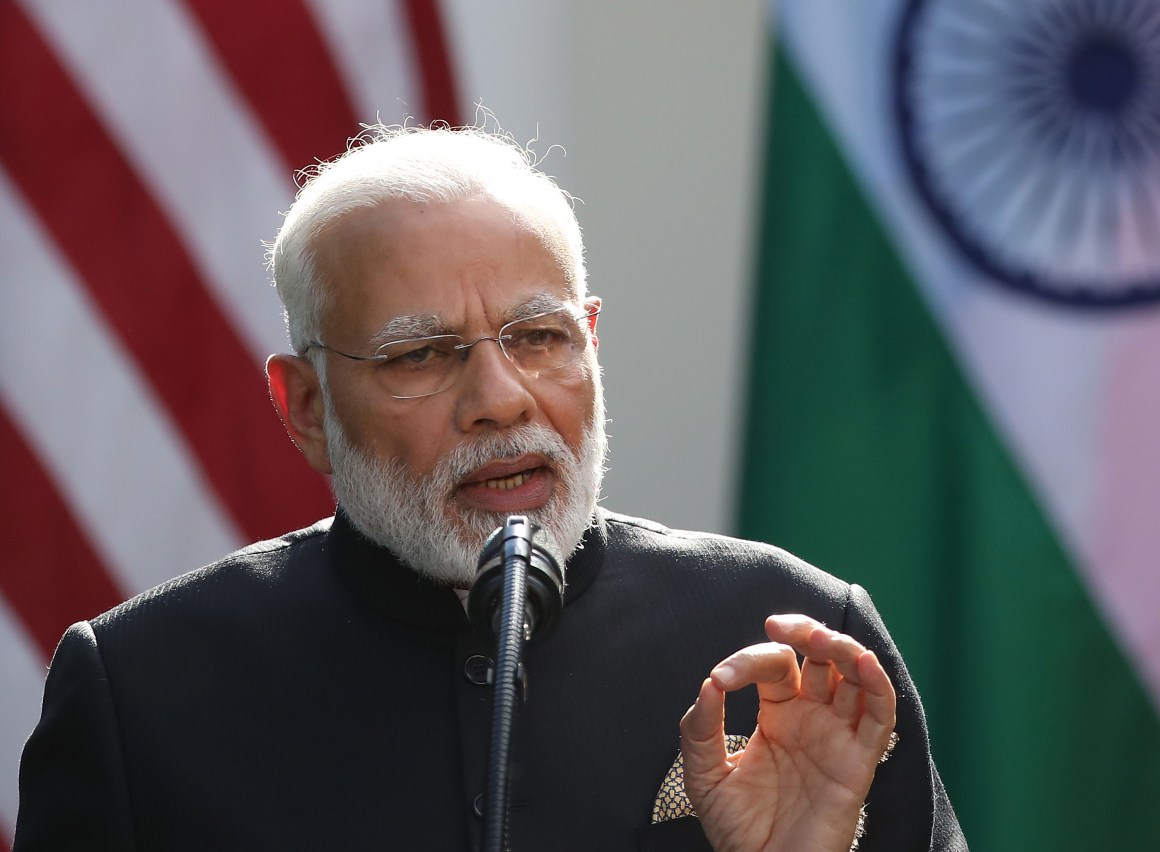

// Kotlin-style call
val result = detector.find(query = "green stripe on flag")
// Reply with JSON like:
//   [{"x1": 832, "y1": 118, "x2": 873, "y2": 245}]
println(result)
[{"x1": 739, "y1": 46, "x2": 1160, "y2": 851}]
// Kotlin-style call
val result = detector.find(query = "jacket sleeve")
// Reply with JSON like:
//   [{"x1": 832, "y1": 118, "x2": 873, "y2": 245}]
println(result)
[
  {"x1": 843, "y1": 585, "x2": 968, "y2": 852},
  {"x1": 14, "y1": 621, "x2": 137, "y2": 851}
]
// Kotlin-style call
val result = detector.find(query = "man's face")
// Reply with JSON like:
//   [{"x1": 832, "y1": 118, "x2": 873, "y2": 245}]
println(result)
[{"x1": 309, "y1": 196, "x2": 604, "y2": 584}]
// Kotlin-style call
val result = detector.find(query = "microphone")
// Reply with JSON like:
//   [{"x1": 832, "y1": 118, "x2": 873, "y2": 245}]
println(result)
[
  {"x1": 468, "y1": 516, "x2": 564, "y2": 644},
  {"x1": 470, "y1": 517, "x2": 564, "y2": 851}
]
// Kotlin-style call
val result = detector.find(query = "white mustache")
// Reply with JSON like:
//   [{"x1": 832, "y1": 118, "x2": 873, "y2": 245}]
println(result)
[{"x1": 439, "y1": 424, "x2": 574, "y2": 486}]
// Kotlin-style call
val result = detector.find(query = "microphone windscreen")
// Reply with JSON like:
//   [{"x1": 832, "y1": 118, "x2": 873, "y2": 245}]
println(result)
[{"x1": 469, "y1": 516, "x2": 565, "y2": 643}]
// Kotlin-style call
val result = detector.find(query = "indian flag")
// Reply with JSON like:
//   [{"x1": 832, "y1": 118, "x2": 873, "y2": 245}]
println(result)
[{"x1": 740, "y1": 1, "x2": 1160, "y2": 849}]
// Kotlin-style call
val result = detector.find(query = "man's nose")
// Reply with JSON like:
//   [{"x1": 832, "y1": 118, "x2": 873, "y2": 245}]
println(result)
[{"x1": 452, "y1": 338, "x2": 536, "y2": 432}]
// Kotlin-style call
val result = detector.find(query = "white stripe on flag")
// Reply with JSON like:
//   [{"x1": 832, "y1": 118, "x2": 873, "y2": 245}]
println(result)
[
  {"x1": 0, "y1": 593, "x2": 50, "y2": 839},
  {"x1": 18, "y1": 0, "x2": 296, "y2": 361},
  {"x1": 1085, "y1": 323, "x2": 1160, "y2": 684},
  {"x1": 304, "y1": 0, "x2": 422, "y2": 124},
  {"x1": 0, "y1": 167, "x2": 244, "y2": 592}
]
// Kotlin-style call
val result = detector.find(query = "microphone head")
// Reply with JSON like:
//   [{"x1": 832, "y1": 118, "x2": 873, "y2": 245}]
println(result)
[{"x1": 469, "y1": 516, "x2": 565, "y2": 644}]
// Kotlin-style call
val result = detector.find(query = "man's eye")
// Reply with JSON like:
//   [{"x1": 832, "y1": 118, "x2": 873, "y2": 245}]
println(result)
[
  {"x1": 399, "y1": 346, "x2": 435, "y2": 364},
  {"x1": 382, "y1": 342, "x2": 450, "y2": 368},
  {"x1": 512, "y1": 326, "x2": 567, "y2": 347}
]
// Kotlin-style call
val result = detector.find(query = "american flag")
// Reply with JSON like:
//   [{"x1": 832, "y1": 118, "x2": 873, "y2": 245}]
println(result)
[{"x1": 0, "y1": 0, "x2": 460, "y2": 842}]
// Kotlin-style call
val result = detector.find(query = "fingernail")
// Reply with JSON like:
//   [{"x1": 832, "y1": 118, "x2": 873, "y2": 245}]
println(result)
[{"x1": 711, "y1": 663, "x2": 737, "y2": 689}]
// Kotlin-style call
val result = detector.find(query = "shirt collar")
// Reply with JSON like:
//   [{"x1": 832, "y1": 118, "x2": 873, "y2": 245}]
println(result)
[{"x1": 327, "y1": 508, "x2": 607, "y2": 634}]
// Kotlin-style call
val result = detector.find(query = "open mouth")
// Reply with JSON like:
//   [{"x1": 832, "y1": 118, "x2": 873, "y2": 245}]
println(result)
[
  {"x1": 456, "y1": 455, "x2": 554, "y2": 511},
  {"x1": 482, "y1": 468, "x2": 538, "y2": 490}
]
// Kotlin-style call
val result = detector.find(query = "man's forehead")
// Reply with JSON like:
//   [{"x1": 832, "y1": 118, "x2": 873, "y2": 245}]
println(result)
[
  {"x1": 312, "y1": 196, "x2": 582, "y2": 338},
  {"x1": 320, "y1": 194, "x2": 559, "y2": 256}
]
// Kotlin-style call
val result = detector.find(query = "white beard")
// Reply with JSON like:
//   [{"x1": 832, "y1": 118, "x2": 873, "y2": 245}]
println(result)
[{"x1": 324, "y1": 400, "x2": 607, "y2": 587}]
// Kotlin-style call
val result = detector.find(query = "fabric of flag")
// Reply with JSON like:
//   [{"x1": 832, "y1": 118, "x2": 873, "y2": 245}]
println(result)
[
  {"x1": 0, "y1": 0, "x2": 460, "y2": 844},
  {"x1": 740, "y1": 1, "x2": 1160, "y2": 849}
]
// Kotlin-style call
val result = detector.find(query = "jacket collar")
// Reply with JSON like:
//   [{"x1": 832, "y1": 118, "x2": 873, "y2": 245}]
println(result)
[{"x1": 327, "y1": 508, "x2": 608, "y2": 634}]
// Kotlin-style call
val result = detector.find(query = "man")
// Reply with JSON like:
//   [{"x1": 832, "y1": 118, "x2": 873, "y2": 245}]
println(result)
[{"x1": 15, "y1": 125, "x2": 966, "y2": 851}]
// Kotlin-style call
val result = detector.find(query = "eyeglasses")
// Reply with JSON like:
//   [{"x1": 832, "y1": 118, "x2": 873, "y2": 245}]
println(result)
[{"x1": 303, "y1": 306, "x2": 599, "y2": 399}]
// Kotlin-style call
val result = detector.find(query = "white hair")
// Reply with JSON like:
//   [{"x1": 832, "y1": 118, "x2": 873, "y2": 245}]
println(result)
[{"x1": 267, "y1": 123, "x2": 587, "y2": 355}]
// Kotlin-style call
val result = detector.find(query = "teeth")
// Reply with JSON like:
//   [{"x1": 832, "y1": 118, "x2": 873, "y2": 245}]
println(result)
[{"x1": 484, "y1": 471, "x2": 530, "y2": 490}]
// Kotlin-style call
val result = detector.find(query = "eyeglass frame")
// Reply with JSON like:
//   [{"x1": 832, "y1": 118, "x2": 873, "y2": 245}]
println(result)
[{"x1": 301, "y1": 304, "x2": 600, "y2": 400}]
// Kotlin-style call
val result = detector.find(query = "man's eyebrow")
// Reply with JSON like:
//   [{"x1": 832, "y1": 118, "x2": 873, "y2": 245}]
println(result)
[
  {"x1": 365, "y1": 293, "x2": 574, "y2": 347},
  {"x1": 503, "y1": 293, "x2": 572, "y2": 322},
  {"x1": 367, "y1": 315, "x2": 450, "y2": 347}
]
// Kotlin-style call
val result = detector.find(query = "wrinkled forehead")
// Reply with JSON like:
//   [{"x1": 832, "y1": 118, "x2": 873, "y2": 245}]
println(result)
[
  {"x1": 310, "y1": 197, "x2": 582, "y2": 339},
  {"x1": 320, "y1": 194, "x2": 577, "y2": 278}
]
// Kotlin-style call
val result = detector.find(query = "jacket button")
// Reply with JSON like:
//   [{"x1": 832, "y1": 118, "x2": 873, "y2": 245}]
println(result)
[
  {"x1": 463, "y1": 655, "x2": 494, "y2": 686},
  {"x1": 473, "y1": 793, "x2": 485, "y2": 818}
]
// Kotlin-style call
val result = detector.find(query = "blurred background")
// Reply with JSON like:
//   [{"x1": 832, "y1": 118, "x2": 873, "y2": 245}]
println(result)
[{"x1": 2, "y1": 0, "x2": 1158, "y2": 848}]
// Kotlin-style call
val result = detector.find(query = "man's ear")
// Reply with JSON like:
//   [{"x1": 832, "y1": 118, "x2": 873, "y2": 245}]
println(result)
[
  {"x1": 585, "y1": 296, "x2": 601, "y2": 350},
  {"x1": 266, "y1": 354, "x2": 333, "y2": 475}
]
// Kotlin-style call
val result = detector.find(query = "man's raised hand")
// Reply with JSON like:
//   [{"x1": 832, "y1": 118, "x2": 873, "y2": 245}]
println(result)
[{"x1": 679, "y1": 614, "x2": 897, "y2": 852}]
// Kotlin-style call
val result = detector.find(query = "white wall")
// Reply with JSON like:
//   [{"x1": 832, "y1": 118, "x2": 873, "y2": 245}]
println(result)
[{"x1": 444, "y1": 0, "x2": 769, "y2": 534}]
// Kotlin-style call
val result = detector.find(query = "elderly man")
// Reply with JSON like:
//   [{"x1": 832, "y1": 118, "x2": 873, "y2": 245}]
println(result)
[{"x1": 15, "y1": 126, "x2": 966, "y2": 851}]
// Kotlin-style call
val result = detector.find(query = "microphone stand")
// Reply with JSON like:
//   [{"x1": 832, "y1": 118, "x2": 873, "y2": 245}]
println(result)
[
  {"x1": 481, "y1": 536, "x2": 529, "y2": 852},
  {"x1": 468, "y1": 517, "x2": 564, "y2": 852}
]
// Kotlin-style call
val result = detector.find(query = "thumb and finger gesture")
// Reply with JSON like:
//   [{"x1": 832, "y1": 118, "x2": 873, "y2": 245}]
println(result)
[{"x1": 679, "y1": 614, "x2": 896, "y2": 852}]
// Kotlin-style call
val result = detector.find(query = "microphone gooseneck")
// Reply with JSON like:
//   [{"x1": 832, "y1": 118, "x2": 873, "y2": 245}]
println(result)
[{"x1": 467, "y1": 516, "x2": 564, "y2": 852}]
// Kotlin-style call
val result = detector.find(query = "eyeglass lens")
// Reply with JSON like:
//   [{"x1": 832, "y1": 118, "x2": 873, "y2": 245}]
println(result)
[{"x1": 375, "y1": 309, "x2": 590, "y2": 398}]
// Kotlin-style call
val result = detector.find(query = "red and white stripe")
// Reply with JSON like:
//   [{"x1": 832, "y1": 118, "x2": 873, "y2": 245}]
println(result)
[{"x1": 0, "y1": 0, "x2": 460, "y2": 842}]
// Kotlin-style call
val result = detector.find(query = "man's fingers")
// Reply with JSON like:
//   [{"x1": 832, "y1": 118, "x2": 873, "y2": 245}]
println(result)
[
  {"x1": 681, "y1": 678, "x2": 727, "y2": 745},
  {"x1": 856, "y1": 651, "x2": 897, "y2": 752},
  {"x1": 805, "y1": 626, "x2": 868, "y2": 685},
  {"x1": 709, "y1": 642, "x2": 801, "y2": 702},
  {"x1": 765, "y1": 617, "x2": 898, "y2": 755},
  {"x1": 765, "y1": 613, "x2": 824, "y2": 649},
  {"x1": 767, "y1": 615, "x2": 865, "y2": 682},
  {"x1": 679, "y1": 679, "x2": 730, "y2": 802},
  {"x1": 832, "y1": 678, "x2": 863, "y2": 719},
  {"x1": 799, "y1": 656, "x2": 838, "y2": 702}
]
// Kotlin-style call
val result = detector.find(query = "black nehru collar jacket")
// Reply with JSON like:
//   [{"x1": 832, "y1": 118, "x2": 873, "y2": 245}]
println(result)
[{"x1": 14, "y1": 507, "x2": 967, "y2": 851}]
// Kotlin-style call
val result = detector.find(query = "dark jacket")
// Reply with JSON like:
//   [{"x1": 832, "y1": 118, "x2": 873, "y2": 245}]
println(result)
[{"x1": 15, "y1": 509, "x2": 966, "y2": 851}]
